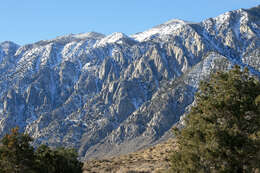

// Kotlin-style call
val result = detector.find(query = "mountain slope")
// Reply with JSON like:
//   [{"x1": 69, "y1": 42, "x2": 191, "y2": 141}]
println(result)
[
  {"x1": 0, "y1": 6, "x2": 259, "y2": 160},
  {"x1": 83, "y1": 138, "x2": 176, "y2": 173}
]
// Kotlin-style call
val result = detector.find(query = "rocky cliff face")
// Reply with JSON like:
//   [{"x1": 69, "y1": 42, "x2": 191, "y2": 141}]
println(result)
[{"x1": 0, "y1": 6, "x2": 259, "y2": 159}]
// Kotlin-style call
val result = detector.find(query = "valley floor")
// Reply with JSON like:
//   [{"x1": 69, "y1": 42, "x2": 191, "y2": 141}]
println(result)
[{"x1": 83, "y1": 138, "x2": 176, "y2": 173}]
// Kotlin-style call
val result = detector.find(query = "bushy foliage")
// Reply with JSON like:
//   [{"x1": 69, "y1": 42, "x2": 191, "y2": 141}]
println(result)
[
  {"x1": 35, "y1": 145, "x2": 83, "y2": 173},
  {"x1": 0, "y1": 127, "x2": 83, "y2": 173},
  {"x1": 171, "y1": 66, "x2": 260, "y2": 173},
  {"x1": 0, "y1": 127, "x2": 35, "y2": 173}
]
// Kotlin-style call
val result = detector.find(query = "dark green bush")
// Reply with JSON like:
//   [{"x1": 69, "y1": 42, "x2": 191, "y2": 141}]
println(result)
[
  {"x1": 171, "y1": 66, "x2": 260, "y2": 173},
  {"x1": 0, "y1": 127, "x2": 83, "y2": 173}
]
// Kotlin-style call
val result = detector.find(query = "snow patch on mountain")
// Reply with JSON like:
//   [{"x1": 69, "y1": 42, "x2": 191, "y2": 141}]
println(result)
[
  {"x1": 131, "y1": 19, "x2": 189, "y2": 42},
  {"x1": 54, "y1": 32, "x2": 105, "y2": 41},
  {"x1": 71, "y1": 32, "x2": 105, "y2": 39},
  {"x1": 95, "y1": 32, "x2": 133, "y2": 47}
]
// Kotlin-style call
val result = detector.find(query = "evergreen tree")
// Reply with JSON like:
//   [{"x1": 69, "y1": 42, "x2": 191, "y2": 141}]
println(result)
[
  {"x1": 0, "y1": 128, "x2": 83, "y2": 173},
  {"x1": 34, "y1": 144, "x2": 56, "y2": 173},
  {"x1": 35, "y1": 145, "x2": 83, "y2": 173},
  {"x1": 0, "y1": 127, "x2": 36, "y2": 173},
  {"x1": 171, "y1": 66, "x2": 260, "y2": 173}
]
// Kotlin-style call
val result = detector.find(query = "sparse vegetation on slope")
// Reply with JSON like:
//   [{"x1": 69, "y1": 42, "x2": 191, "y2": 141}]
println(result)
[{"x1": 83, "y1": 138, "x2": 176, "y2": 173}]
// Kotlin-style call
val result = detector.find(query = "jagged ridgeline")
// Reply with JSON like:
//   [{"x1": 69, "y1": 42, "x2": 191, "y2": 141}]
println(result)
[{"x1": 0, "y1": 6, "x2": 259, "y2": 160}]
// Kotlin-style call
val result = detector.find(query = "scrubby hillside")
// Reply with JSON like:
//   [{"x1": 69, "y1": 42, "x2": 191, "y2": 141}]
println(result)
[{"x1": 83, "y1": 138, "x2": 176, "y2": 173}]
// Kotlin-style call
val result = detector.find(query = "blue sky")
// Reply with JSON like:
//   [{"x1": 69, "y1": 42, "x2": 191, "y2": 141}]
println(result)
[{"x1": 0, "y1": 0, "x2": 259, "y2": 45}]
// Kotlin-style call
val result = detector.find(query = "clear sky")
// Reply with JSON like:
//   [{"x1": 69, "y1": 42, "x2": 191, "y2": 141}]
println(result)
[{"x1": 0, "y1": 0, "x2": 259, "y2": 45}]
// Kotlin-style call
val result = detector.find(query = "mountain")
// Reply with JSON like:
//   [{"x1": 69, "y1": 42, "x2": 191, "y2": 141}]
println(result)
[{"x1": 0, "y1": 6, "x2": 259, "y2": 160}]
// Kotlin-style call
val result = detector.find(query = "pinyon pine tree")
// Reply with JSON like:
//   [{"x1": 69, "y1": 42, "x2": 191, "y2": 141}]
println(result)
[
  {"x1": 0, "y1": 127, "x2": 83, "y2": 173},
  {"x1": 0, "y1": 127, "x2": 36, "y2": 173},
  {"x1": 171, "y1": 66, "x2": 260, "y2": 173}
]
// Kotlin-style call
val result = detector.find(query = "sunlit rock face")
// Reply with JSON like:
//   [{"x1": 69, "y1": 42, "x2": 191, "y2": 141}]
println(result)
[{"x1": 0, "y1": 6, "x2": 259, "y2": 160}]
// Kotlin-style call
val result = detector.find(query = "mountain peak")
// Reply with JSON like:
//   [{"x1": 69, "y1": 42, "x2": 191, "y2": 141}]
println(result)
[
  {"x1": 0, "y1": 41, "x2": 20, "y2": 55},
  {"x1": 33, "y1": 32, "x2": 105, "y2": 47},
  {"x1": 131, "y1": 18, "x2": 189, "y2": 42},
  {"x1": 64, "y1": 32, "x2": 105, "y2": 40},
  {"x1": 0, "y1": 41, "x2": 20, "y2": 48},
  {"x1": 163, "y1": 19, "x2": 189, "y2": 25},
  {"x1": 52, "y1": 32, "x2": 105, "y2": 42},
  {"x1": 95, "y1": 32, "x2": 134, "y2": 47}
]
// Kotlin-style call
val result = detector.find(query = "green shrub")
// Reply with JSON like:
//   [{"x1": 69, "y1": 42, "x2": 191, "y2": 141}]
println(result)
[{"x1": 0, "y1": 127, "x2": 83, "y2": 173}]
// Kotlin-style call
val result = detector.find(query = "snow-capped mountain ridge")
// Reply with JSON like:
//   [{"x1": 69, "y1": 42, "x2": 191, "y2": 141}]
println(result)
[
  {"x1": 0, "y1": 6, "x2": 259, "y2": 160},
  {"x1": 95, "y1": 32, "x2": 136, "y2": 47},
  {"x1": 131, "y1": 19, "x2": 190, "y2": 42},
  {"x1": 163, "y1": 19, "x2": 190, "y2": 25}
]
